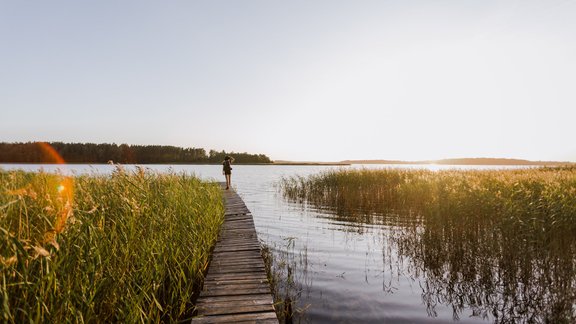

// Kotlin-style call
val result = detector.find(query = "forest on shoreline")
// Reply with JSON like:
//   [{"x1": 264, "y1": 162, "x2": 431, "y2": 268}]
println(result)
[{"x1": 0, "y1": 142, "x2": 272, "y2": 164}]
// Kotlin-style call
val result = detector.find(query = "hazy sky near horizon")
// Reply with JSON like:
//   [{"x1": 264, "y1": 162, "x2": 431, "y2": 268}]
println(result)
[{"x1": 1, "y1": 1, "x2": 575, "y2": 162}]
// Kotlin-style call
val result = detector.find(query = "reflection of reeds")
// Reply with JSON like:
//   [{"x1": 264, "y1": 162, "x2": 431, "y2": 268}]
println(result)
[
  {"x1": 0, "y1": 167, "x2": 224, "y2": 322},
  {"x1": 262, "y1": 238, "x2": 311, "y2": 324},
  {"x1": 281, "y1": 166, "x2": 576, "y2": 322}
]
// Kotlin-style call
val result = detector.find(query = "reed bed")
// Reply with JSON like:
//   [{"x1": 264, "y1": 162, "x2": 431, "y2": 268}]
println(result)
[
  {"x1": 0, "y1": 167, "x2": 224, "y2": 323},
  {"x1": 281, "y1": 166, "x2": 576, "y2": 240},
  {"x1": 281, "y1": 166, "x2": 576, "y2": 322}
]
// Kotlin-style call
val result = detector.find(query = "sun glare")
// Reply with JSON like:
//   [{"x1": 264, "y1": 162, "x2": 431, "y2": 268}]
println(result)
[{"x1": 36, "y1": 142, "x2": 75, "y2": 235}]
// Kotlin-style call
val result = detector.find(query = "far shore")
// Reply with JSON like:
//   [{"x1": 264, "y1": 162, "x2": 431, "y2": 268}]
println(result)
[
  {"x1": 272, "y1": 161, "x2": 351, "y2": 166},
  {"x1": 341, "y1": 158, "x2": 575, "y2": 166},
  {"x1": 1, "y1": 157, "x2": 574, "y2": 167}
]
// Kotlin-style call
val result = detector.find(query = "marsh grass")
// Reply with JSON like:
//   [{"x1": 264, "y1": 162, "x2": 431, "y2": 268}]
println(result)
[
  {"x1": 0, "y1": 166, "x2": 224, "y2": 323},
  {"x1": 281, "y1": 166, "x2": 576, "y2": 240},
  {"x1": 281, "y1": 166, "x2": 576, "y2": 322}
]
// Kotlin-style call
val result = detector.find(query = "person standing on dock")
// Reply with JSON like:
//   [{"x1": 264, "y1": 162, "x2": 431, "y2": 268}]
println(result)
[{"x1": 222, "y1": 155, "x2": 234, "y2": 190}]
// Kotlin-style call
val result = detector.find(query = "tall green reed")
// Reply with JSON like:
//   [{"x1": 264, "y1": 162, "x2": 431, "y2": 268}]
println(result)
[
  {"x1": 0, "y1": 167, "x2": 224, "y2": 322},
  {"x1": 281, "y1": 167, "x2": 576, "y2": 240}
]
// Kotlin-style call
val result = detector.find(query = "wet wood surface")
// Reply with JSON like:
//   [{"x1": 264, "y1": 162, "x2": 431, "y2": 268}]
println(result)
[{"x1": 192, "y1": 184, "x2": 278, "y2": 323}]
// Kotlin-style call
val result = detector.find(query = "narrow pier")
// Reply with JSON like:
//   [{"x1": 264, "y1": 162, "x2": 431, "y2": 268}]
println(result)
[{"x1": 192, "y1": 185, "x2": 278, "y2": 323}]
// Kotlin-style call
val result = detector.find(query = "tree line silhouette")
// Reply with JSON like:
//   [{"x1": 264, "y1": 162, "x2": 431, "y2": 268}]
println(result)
[{"x1": 0, "y1": 142, "x2": 272, "y2": 164}]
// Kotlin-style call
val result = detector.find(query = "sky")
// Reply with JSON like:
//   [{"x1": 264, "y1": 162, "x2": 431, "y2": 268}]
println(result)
[{"x1": 1, "y1": 1, "x2": 575, "y2": 162}]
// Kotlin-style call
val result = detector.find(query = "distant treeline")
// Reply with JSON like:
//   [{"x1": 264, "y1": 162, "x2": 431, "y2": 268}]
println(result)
[{"x1": 0, "y1": 142, "x2": 272, "y2": 164}]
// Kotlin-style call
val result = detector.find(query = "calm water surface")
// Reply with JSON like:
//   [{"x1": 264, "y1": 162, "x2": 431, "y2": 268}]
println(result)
[{"x1": 1, "y1": 163, "x2": 554, "y2": 323}]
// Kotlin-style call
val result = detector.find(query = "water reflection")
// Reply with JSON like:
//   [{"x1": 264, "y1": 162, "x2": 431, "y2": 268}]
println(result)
[
  {"x1": 292, "y1": 198, "x2": 576, "y2": 323},
  {"x1": 402, "y1": 221, "x2": 575, "y2": 322}
]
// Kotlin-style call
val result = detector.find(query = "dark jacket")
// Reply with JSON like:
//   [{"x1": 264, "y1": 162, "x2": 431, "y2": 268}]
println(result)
[{"x1": 223, "y1": 160, "x2": 232, "y2": 174}]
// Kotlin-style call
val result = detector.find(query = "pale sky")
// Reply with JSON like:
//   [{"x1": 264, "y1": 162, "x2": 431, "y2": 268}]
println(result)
[{"x1": 1, "y1": 1, "x2": 575, "y2": 162}]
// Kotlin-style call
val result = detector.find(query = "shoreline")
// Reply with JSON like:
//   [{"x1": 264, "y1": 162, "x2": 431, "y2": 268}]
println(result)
[{"x1": 1, "y1": 160, "x2": 574, "y2": 167}]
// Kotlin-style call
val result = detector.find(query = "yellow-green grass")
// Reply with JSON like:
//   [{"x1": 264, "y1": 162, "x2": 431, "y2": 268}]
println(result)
[
  {"x1": 0, "y1": 167, "x2": 224, "y2": 323},
  {"x1": 281, "y1": 166, "x2": 576, "y2": 322}
]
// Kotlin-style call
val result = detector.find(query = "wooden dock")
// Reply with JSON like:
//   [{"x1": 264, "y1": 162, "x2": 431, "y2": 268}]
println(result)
[{"x1": 192, "y1": 185, "x2": 278, "y2": 323}]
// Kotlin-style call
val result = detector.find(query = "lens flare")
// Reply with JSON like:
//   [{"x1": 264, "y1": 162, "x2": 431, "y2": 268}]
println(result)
[{"x1": 36, "y1": 142, "x2": 75, "y2": 236}]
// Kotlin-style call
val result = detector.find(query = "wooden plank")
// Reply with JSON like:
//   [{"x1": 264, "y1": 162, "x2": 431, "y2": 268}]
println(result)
[
  {"x1": 210, "y1": 254, "x2": 262, "y2": 260},
  {"x1": 222, "y1": 224, "x2": 255, "y2": 229},
  {"x1": 197, "y1": 298, "x2": 275, "y2": 309},
  {"x1": 209, "y1": 259, "x2": 264, "y2": 266},
  {"x1": 207, "y1": 259, "x2": 265, "y2": 268},
  {"x1": 221, "y1": 227, "x2": 256, "y2": 232},
  {"x1": 213, "y1": 246, "x2": 261, "y2": 253},
  {"x1": 210, "y1": 257, "x2": 263, "y2": 262},
  {"x1": 204, "y1": 276, "x2": 269, "y2": 284},
  {"x1": 196, "y1": 294, "x2": 273, "y2": 304},
  {"x1": 204, "y1": 283, "x2": 271, "y2": 293},
  {"x1": 209, "y1": 253, "x2": 263, "y2": 260},
  {"x1": 202, "y1": 286, "x2": 272, "y2": 295},
  {"x1": 223, "y1": 225, "x2": 256, "y2": 230},
  {"x1": 214, "y1": 240, "x2": 260, "y2": 246},
  {"x1": 192, "y1": 185, "x2": 278, "y2": 323},
  {"x1": 214, "y1": 240, "x2": 259, "y2": 246},
  {"x1": 208, "y1": 268, "x2": 266, "y2": 275},
  {"x1": 205, "y1": 273, "x2": 268, "y2": 281},
  {"x1": 219, "y1": 234, "x2": 257, "y2": 239},
  {"x1": 213, "y1": 243, "x2": 261, "y2": 249},
  {"x1": 198, "y1": 304, "x2": 275, "y2": 316},
  {"x1": 210, "y1": 260, "x2": 265, "y2": 266},
  {"x1": 192, "y1": 312, "x2": 278, "y2": 324},
  {"x1": 211, "y1": 251, "x2": 262, "y2": 257},
  {"x1": 201, "y1": 286, "x2": 272, "y2": 297},
  {"x1": 205, "y1": 267, "x2": 265, "y2": 274},
  {"x1": 202, "y1": 283, "x2": 271, "y2": 292},
  {"x1": 212, "y1": 248, "x2": 261, "y2": 255},
  {"x1": 203, "y1": 278, "x2": 268, "y2": 284}
]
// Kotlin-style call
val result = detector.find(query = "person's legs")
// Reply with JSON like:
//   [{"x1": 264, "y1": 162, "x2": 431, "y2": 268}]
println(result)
[{"x1": 225, "y1": 174, "x2": 231, "y2": 189}]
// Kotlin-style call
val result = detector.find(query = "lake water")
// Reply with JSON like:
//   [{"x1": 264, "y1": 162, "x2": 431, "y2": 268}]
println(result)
[{"x1": 0, "y1": 163, "x2": 556, "y2": 323}]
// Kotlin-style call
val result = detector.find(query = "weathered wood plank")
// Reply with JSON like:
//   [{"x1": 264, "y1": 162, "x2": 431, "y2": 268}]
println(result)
[
  {"x1": 213, "y1": 246, "x2": 262, "y2": 253},
  {"x1": 205, "y1": 270, "x2": 268, "y2": 278},
  {"x1": 196, "y1": 294, "x2": 274, "y2": 304},
  {"x1": 208, "y1": 267, "x2": 266, "y2": 274},
  {"x1": 208, "y1": 259, "x2": 264, "y2": 266},
  {"x1": 203, "y1": 284, "x2": 271, "y2": 294},
  {"x1": 199, "y1": 304, "x2": 275, "y2": 316},
  {"x1": 210, "y1": 260, "x2": 265, "y2": 267},
  {"x1": 209, "y1": 253, "x2": 263, "y2": 260},
  {"x1": 213, "y1": 242, "x2": 261, "y2": 248},
  {"x1": 192, "y1": 312, "x2": 278, "y2": 324},
  {"x1": 210, "y1": 261, "x2": 265, "y2": 268},
  {"x1": 205, "y1": 274, "x2": 268, "y2": 282},
  {"x1": 202, "y1": 278, "x2": 269, "y2": 286},
  {"x1": 214, "y1": 240, "x2": 260, "y2": 246},
  {"x1": 208, "y1": 268, "x2": 266, "y2": 275},
  {"x1": 201, "y1": 286, "x2": 272, "y2": 297},
  {"x1": 197, "y1": 298, "x2": 274, "y2": 309}
]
